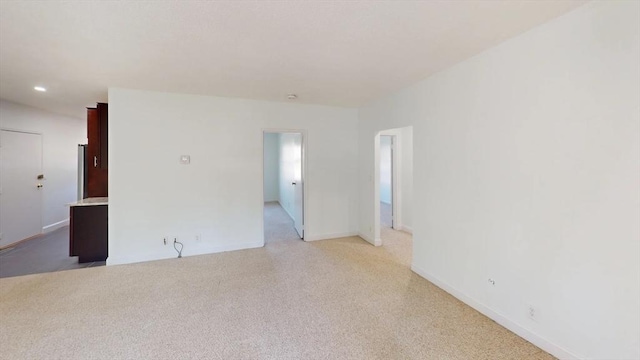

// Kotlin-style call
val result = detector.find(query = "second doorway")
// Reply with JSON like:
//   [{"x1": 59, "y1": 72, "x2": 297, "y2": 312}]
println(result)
[{"x1": 263, "y1": 131, "x2": 304, "y2": 244}]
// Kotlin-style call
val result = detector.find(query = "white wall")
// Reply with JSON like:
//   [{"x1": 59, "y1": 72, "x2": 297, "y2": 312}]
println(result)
[
  {"x1": 399, "y1": 126, "x2": 413, "y2": 231},
  {"x1": 277, "y1": 133, "x2": 301, "y2": 219},
  {"x1": 379, "y1": 135, "x2": 392, "y2": 205},
  {"x1": 0, "y1": 99, "x2": 86, "y2": 241},
  {"x1": 263, "y1": 133, "x2": 279, "y2": 202},
  {"x1": 358, "y1": 2, "x2": 639, "y2": 359},
  {"x1": 108, "y1": 88, "x2": 359, "y2": 265}
]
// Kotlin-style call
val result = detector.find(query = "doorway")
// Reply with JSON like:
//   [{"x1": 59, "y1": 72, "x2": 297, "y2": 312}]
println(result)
[
  {"x1": 379, "y1": 135, "x2": 394, "y2": 229},
  {"x1": 0, "y1": 129, "x2": 43, "y2": 248},
  {"x1": 375, "y1": 126, "x2": 413, "y2": 246},
  {"x1": 263, "y1": 131, "x2": 304, "y2": 244}
]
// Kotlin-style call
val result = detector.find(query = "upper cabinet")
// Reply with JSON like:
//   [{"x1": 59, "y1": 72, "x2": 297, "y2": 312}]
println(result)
[
  {"x1": 98, "y1": 102, "x2": 108, "y2": 169},
  {"x1": 89, "y1": 103, "x2": 108, "y2": 169},
  {"x1": 86, "y1": 103, "x2": 108, "y2": 197}
]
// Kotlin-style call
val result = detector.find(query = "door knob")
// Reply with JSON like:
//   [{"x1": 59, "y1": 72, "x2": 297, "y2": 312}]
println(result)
[{"x1": 37, "y1": 184, "x2": 43, "y2": 188}]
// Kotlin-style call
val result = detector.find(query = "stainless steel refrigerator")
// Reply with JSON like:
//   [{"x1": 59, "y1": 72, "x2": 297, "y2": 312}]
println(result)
[{"x1": 77, "y1": 144, "x2": 88, "y2": 200}]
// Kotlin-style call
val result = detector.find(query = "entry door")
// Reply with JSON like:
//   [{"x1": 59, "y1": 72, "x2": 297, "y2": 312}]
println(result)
[
  {"x1": 292, "y1": 134, "x2": 304, "y2": 238},
  {"x1": 0, "y1": 130, "x2": 43, "y2": 247}
]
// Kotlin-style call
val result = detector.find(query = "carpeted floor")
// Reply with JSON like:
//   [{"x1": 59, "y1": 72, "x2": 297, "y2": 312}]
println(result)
[
  {"x1": 0, "y1": 227, "x2": 553, "y2": 360},
  {"x1": 264, "y1": 201, "x2": 301, "y2": 243}
]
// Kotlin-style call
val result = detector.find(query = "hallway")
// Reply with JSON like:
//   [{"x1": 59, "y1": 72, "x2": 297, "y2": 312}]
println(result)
[
  {"x1": 264, "y1": 201, "x2": 301, "y2": 244},
  {"x1": 380, "y1": 201, "x2": 392, "y2": 229}
]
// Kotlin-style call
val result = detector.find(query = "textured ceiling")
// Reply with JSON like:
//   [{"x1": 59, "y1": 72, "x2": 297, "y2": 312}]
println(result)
[{"x1": 0, "y1": 0, "x2": 585, "y2": 119}]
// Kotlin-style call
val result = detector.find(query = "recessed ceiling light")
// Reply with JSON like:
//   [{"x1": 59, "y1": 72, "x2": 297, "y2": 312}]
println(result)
[
  {"x1": 287, "y1": 94, "x2": 297, "y2": 100},
  {"x1": 34, "y1": 86, "x2": 47, "y2": 92}
]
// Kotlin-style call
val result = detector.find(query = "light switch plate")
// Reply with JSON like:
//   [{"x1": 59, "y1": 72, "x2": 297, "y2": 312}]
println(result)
[{"x1": 180, "y1": 155, "x2": 190, "y2": 164}]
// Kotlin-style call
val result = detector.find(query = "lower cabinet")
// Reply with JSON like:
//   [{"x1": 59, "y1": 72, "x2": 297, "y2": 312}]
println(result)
[{"x1": 69, "y1": 205, "x2": 108, "y2": 263}]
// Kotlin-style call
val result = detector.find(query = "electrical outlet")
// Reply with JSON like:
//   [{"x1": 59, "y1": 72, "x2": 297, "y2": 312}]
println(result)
[{"x1": 195, "y1": 234, "x2": 201, "y2": 243}]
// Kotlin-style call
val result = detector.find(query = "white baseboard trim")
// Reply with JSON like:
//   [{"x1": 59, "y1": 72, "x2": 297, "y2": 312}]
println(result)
[
  {"x1": 277, "y1": 201, "x2": 295, "y2": 221},
  {"x1": 305, "y1": 232, "x2": 358, "y2": 242},
  {"x1": 107, "y1": 240, "x2": 264, "y2": 266},
  {"x1": 357, "y1": 232, "x2": 382, "y2": 246},
  {"x1": 358, "y1": 232, "x2": 374, "y2": 245},
  {"x1": 43, "y1": 218, "x2": 69, "y2": 233},
  {"x1": 400, "y1": 225, "x2": 413, "y2": 234},
  {"x1": 410, "y1": 264, "x2": 582, "y2": 360}
]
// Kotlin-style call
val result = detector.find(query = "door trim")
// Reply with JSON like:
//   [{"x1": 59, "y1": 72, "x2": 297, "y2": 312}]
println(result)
[
  {"x1": 261, "y1": 129, "x2": 307, "y2": 243},
  {"x1": 374, "y1": 130, "x2": 402, "y2": 245}
]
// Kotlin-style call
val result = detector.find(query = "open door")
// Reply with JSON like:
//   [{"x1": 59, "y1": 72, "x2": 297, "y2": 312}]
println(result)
[
  {"x1": 389, "y1": 136, "x2": 394, "y2": 228},
  {"x1": 379, "y1": 135, "x2": 394, "y2": 230},
  {"x1": 263, "y1": 130, "x2": 305, "y2": 243},
  {"x1": 292, "y1": 134, "x2": 304, "y2": 238}
]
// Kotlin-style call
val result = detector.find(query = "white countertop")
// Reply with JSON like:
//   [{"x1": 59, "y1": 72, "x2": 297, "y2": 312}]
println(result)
[{"x1": 68, "y1": 197, "x2": 108, "y2": 207}]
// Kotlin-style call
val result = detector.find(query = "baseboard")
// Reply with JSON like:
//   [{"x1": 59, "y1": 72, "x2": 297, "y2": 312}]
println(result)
[
  {"x1": 305, "y1": 232, "x2": 358, "y2": 242},
  {"x1": 0, "y1": 232, "x2": 43, "y2": 250},
  {"x1": 278, "y1": 201, "x2": 295, "y2": 221},
  {"x1": 43, "y1": 218, "x2": 69, "y2": 233},
  {"x1": 107, "y1": 240, "x2": 264, "y2": 266},
  {"x1": 410, "y1": 264, "x2": 582, "y2": 360},
  {"x1": 400, "y1": 225, "x2": 413, "y2": 234},
  {"x1": 206, "y1": 240, "x2": 264, "y2": 254},
  {"x1": 357, "y1": 232, "x2": 374, "y2": 245},
  {"x1": 357, "y1": 232, "x2": 382, "y2": 246}
]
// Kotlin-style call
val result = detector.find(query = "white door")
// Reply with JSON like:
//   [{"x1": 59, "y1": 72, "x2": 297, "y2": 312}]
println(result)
[
  {"x1": 389, "y1": 136, "x2": 394, "y2": 228},
  {"x1": 0, "y1": 130, "x2": 43, "y2": 247},
  {"x1": 292, "y1": 134, "x2": 304, "y2": 238},
  {"x1": 379, "y1": 135, "x2": 394, "y2": 229}
]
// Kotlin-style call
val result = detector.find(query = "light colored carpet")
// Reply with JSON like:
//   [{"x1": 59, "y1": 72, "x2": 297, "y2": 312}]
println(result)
[
  {"x1": 0, "y1": 228, "x2": 553, "y2": 360},
  {"x1": 264, "y1": 201, "x2": 301, "y2": 243}
]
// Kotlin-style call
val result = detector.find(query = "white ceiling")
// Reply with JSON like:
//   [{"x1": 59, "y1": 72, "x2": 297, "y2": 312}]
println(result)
[{"x1": 0, "y1": 0, "x2": 585, "y2": 119}]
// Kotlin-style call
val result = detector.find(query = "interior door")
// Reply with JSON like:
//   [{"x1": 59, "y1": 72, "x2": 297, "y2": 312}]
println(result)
[
  {"x1": 0, "y1": 130, "x2": 43, "y2": 247},
  {"x1": 292, "y1": 134, "x2": 304, "y2": 238},
  {"x1": 390, "y1": 136, "x2": 394, "y2": 229}
]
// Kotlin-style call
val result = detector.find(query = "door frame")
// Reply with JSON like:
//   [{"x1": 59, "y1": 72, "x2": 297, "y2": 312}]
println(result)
[
  {"x1": 261, "y1": 129, "x2": 307, "y2": 244},
  {"x1": 0, "y1": 128, "x2": 44, "y2": 247},
  {"x1": 374, "y1": 130, "x2": 402, "y2": 245}
]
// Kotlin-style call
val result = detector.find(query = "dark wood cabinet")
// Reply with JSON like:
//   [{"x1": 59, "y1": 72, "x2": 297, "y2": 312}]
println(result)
[
  {"x1": 69, "y1": 205, "x2": 108, "y2": 263},
  {"x1": 86, "y1": 103, "x2": 108, "y2": 197},
  {"x1": 97, "y1": 102, "x2": 108, "y2": 169}
]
